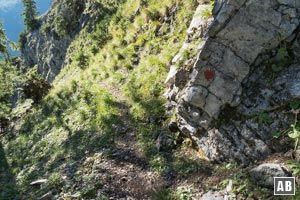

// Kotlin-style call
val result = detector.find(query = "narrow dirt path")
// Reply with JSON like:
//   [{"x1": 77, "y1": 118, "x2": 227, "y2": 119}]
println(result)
[{"x1": 95, "y1": 81, "x2": 165, "y2": 199}]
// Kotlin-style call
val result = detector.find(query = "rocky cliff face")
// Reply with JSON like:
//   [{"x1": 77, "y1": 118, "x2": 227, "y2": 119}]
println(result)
[
  {"x1": 166, "y1": 0, "x2": 300, "y2": 164},
  {"x1": 21, "y1": 0, "x2": 100, "y2": 82}
]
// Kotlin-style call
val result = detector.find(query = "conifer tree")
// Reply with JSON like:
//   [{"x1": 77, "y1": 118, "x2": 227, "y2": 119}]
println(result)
[
  {"x1": 0, "y1": 22, "x2": 8, "y2": 56},
  {"x1": 0, "y1": 22, "x2": 18, "y2": 128},
  {"x1": 22, "y1": 0, "x2": 39, "y2": 31}
]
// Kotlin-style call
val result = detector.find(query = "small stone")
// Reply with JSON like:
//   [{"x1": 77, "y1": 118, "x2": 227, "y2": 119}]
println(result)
[
  {"x1": 39, "y1": 192, "x2": 52, "y2": 200},
  {"x1": 112, "y1": 124, "x2": 128, "y2": 134},
  {"x1": 30, "y1": 179, "x2": 48, "y2": 185},
  {"x1": 155, "y1": 132, "x2": 175, "y2": 152},
  {"x1": 164, "y1": 65, "x2": 178, "y2": 86},
  {"x1": 249, "y1": 163, "x2": 292, "y2": 188},
  {"x1": 201, "y1": 191, "x2": 224, "y2": 200}
]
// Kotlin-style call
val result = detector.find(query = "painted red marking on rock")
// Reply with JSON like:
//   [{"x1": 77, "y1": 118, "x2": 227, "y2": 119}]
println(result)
[{"x1": 204, "y1": 69, "x2": 215, "y2": 81}]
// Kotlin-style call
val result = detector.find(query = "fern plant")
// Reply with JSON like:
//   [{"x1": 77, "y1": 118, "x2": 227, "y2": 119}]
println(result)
[
  {"x1": 288, "y1": 124, "x2": 300, "y2": 151},
  {"x1": 287, "y1": 160, "x2": 300, "y2": 176},
  {"x1": 288, "y1": 109, "x2": 300, "y2": 151}
]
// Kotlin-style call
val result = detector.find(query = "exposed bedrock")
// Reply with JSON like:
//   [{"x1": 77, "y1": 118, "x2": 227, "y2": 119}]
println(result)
[{"x1": 165, "y1": 0, "x2": 300, "y2": 164}]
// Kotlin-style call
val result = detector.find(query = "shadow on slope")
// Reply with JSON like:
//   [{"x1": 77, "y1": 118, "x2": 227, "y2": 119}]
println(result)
[{"x1": 0, "y1": 143, "x2": 18, "y2": 200}]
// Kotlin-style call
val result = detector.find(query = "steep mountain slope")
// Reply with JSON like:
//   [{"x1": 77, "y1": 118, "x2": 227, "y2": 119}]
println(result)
[
  {"x1": 20, "y1": 0, "x2": 106, "y2": 81},
  {"x1": 1, "y1": 0, "x2": 300, "y2": 199},
  {"x1": 2, "y1": 0, "x2": 210, "y2": 199}
]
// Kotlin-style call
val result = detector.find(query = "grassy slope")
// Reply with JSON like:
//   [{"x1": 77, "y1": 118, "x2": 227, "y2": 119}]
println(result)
[{"x1": 1, "y1": 0, "x2": 206, "y2": 199}]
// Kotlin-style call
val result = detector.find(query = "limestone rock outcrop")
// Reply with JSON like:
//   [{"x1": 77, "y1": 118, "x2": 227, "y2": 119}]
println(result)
[{"x1": 165, "y1": 0, "x2": 300, "y2": 164}]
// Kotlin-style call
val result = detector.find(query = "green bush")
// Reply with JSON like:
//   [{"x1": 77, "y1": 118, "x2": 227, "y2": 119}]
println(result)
[
  {"x1": 90, "y1": 45, "x2": 99, "y2": 55},
  {"x1": 53, "y1": 14, "x2": 68, "y2": 37},
  {"x1": 76, "y1": 51, "x2": 89, "y2": 69},
  {"x1": 23, "y1": 68, "x2": 52, "y2": 103},
  {"x1": 18, "y1": 31, "x2": 27, "y2": 50},
  {"x1": 0, "y1": 61, "x2": 20, "y2": 120}
]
